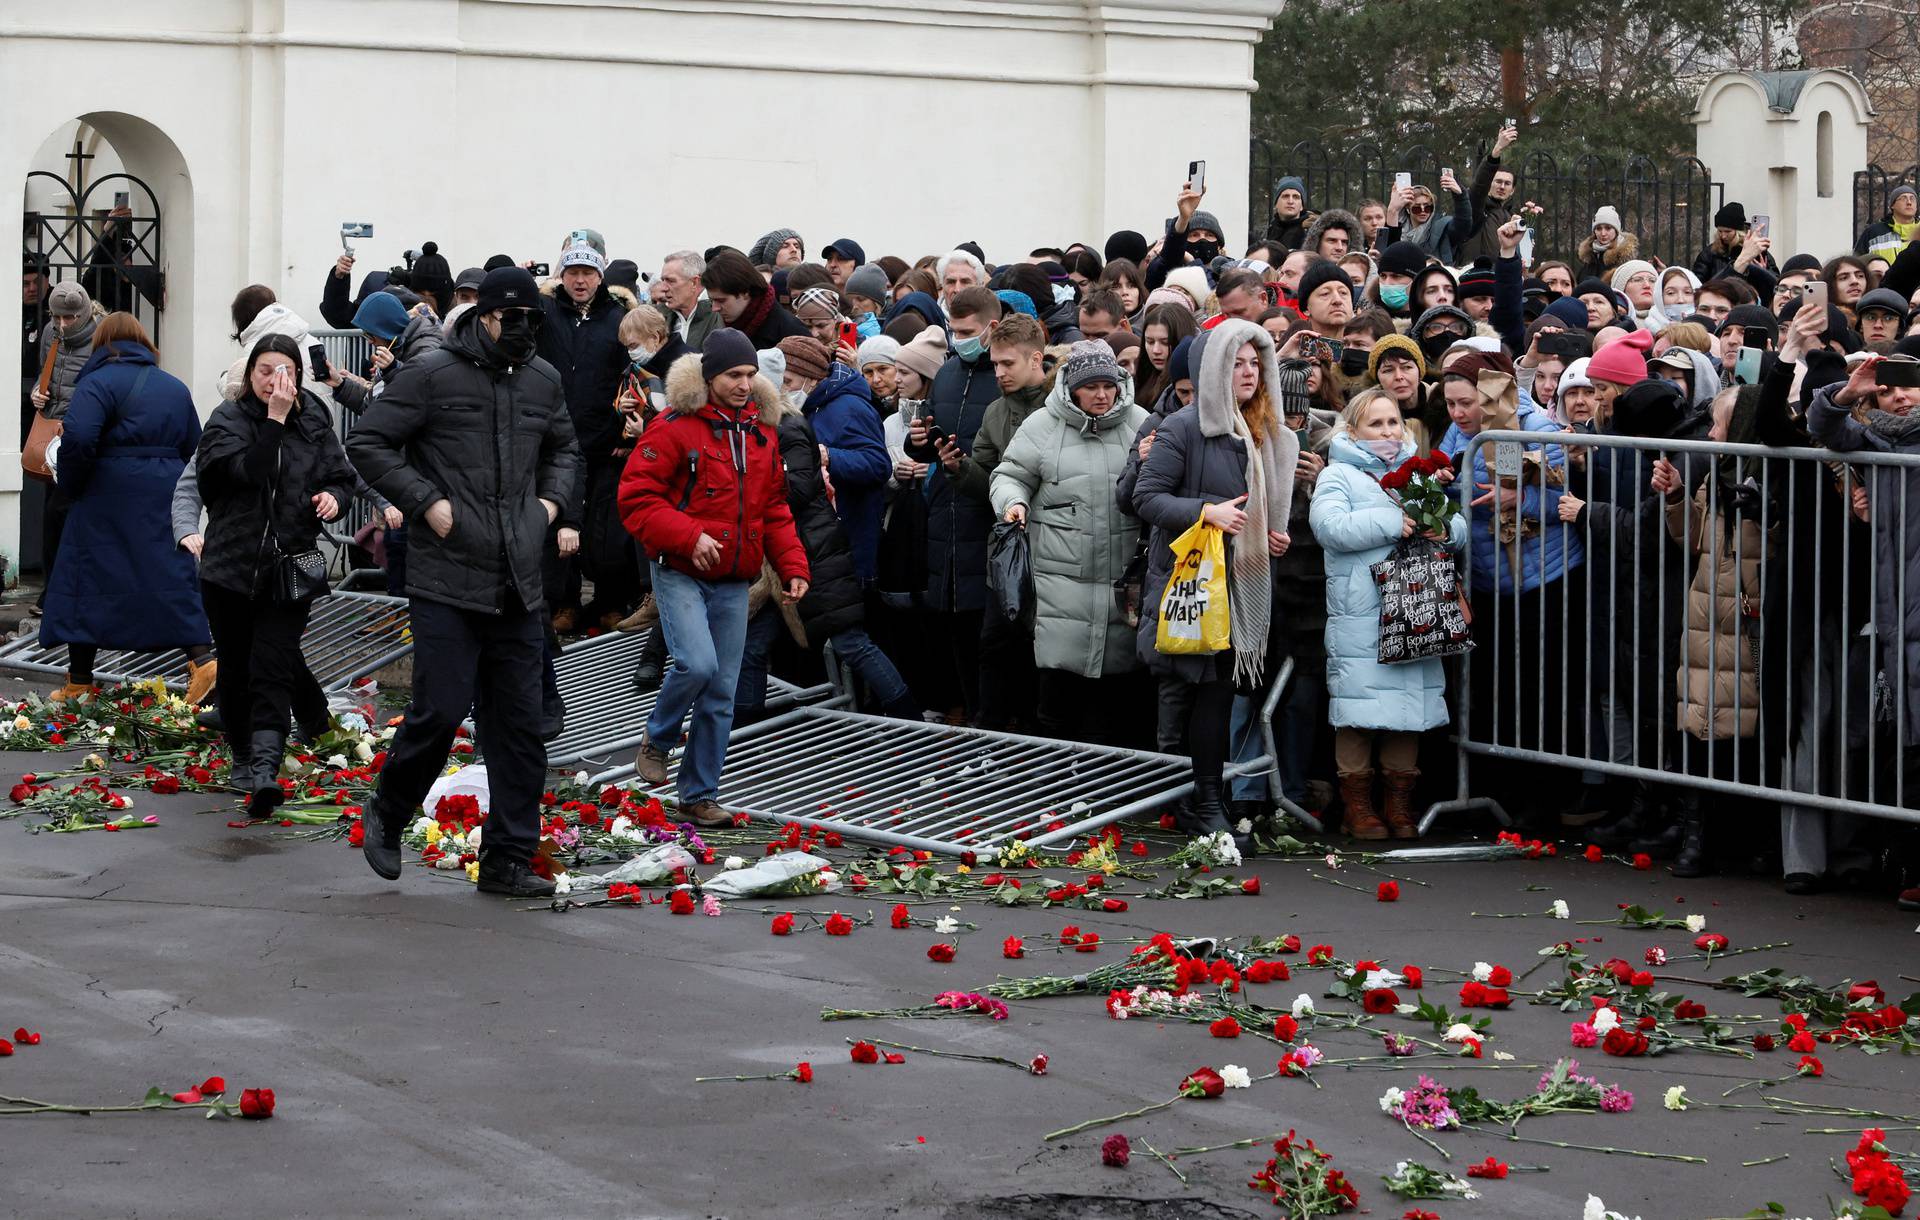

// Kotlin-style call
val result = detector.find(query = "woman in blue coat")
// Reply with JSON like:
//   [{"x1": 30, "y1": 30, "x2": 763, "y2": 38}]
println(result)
[
  {"x1": 1311, "y1": 389, "x2": 1467, "y2": 841},
  {"x1": 38, "y1": 314, "x2": 214, "y2": 705}
]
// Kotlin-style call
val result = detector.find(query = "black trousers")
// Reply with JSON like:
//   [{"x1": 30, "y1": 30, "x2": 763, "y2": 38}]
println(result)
[
  {"x1": 201, "y1": 580, "x2": 313, "y2": 743},
  {"x1": 373, "y1": 596, "x2": 546, "y2": 863},
  {"x1": 976, "y1": 610, "x2": 1036, "y2": 731},
  {"x1": 35, "y1": 486, "x2": 68, "y2": 608},
  {"x1": 1036, "y1": 667, "x2": 1143, "y2": 746}
]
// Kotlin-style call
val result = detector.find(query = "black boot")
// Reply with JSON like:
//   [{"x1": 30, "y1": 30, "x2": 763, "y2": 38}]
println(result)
[
  {"x1": 476, "y1": 853, "x2": 556, "y2": 898},
  {"x1": 1181, "y1": 778, "x2": 1234, "y2": 838},
  {"x1": 539, "y1": 692, "x2": 566, "y2": 743},
  {"x1": 246, "y1": 730, "x2": 287, "y2": 821},
  {"x1": 360, "y1": 798, "x2": 403, "y2": 881},
  {"x1": 1589, "y1": 784, "x2": 1659, "y2": 850},
  {"x1": 632, "y1": 656, "x2": 663, "y2": 693},
  {"x1": 1671, "y1": 803, "x2": 1709, "y2": 878}
]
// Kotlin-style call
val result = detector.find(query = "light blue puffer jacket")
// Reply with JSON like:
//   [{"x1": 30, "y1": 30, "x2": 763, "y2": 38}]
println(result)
[{"x1": 1310, "y1": 433, "x2": 1468, "y2": 732}]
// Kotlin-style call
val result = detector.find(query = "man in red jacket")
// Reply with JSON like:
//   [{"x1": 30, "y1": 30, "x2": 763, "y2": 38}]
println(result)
[{"x1": 618, "y1": 327, "x2": 809, "y2": 824}]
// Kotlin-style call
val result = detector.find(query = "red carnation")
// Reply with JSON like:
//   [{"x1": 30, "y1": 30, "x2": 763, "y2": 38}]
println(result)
[
  {"x1": 1753, "y1": 1033, "x2": 1776, "y2": 1052},
  {"x1": 1307, "y1": 944, "x2": 1334, "y2": 965},
  {"x1": 793, "y1": 1062, "x2": 813, "y2": 1083},
  {"x1": 1401, "y1": 965, "x2": 1424, "y2": 989},
  {"x1": 1209, "y1": 1017, "x2": 1242, "y2": 1038},
  {"x1": 770, "y1": 913, "x2": 795, "y2": 935},
  {"x1": 1798, "y1": 1054, "x2": 1824, "y2": 1077},
  {"x1": 1075, "y1": 933, "x2": 1101, "y2": 953},
  {"x1": 1180, "y1": 1067, "x2": 1226, "y2": 1097},
  {"x1": 151, "y1": 775, "x2": 180, "y2": 795},
  {"x1": 1674, "y1": 1000, "x2": 1707, "y2": 1020},
  {"x1": 890, "y1": 903, "x2": 911, "y2": 929},
  {"x1": 668, "y1": 890, "x2": 695, "y2": 915},
  {"x1": 1272, "y1": 1014, "x2": 1299, "y2": 1042},
  {"x1": 1629, "y1": 970, "x2": 1655, "y2": 988},
  {"x1": 237, "y1": 1087, "x2": 275, "y2": 1119},
  {"x1": 1102, "y1": 897, "x2": 1129, "y2": 912},
  {"x1": 1693, "y1": 933, "x2": 1729, "y2": 952},
  {"x1": 1240, "y1": 877, "x2": 1260, "y2": 895},
  {"x1": 1487, "y1": 965, "x2": 1513, "y2": 987},
  {"x1": 1465, "y1": 1155, "x2": 1509, "y2": 1179},
  {"x1": 1278, "y1": 934, "x2": 1302, "y2": 953},
  {"x1": 824, "y1": 912, "x2": 853, "y2": 936},
  {"x1": 1632, "y1": 853, "x2": 1652, "y2": 870},
  {"x1": 11, "y1": 1028, "x2": 40, "y2": 1045},
  {"x1": 1101, "y1": 1133, "x2": 1131, "y2": 1167},
  {"x1": 1788, "y1": 1030, "x2": 1816, "y2": 1053},
  {"x1": 1363, "y1": 988, "x2": 1400, "y2": 1014},
  {"x1": 850, "y1": 1041, "x2": 880, "y2": 1064},
  {"x1": 1002, "y1": 936, "x2": 1025, "y2": 959},
  {"x1": 1130, "y1": 841, "x2": 1149, "y2": 856},
  {"x1": 1584, "y1": 844, "x2": 1604, "y2": 862},
  {"x1": 1376, "y1": 881, "x2": 1400, "y2": 902},
  {"x1": 927, "y1": 942, "x2": 956, "y2": 963}
]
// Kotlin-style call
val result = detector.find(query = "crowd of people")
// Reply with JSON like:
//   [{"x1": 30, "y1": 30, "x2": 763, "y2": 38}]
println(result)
[{"x1": 17, "y1": 124, "x2": 1920, "y2": 906}]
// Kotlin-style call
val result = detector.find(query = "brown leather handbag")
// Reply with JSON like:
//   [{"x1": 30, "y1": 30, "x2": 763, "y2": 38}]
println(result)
[{"x1": 22, "y1": 336, "x2": 62, "y2": 484}]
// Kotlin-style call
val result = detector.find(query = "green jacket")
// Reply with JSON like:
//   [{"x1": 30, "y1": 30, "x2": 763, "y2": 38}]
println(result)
[
  {"x1": 988, "y1": 376, "x2": 1147, "y2": 678},
  {"x1": 952, "y1": 375, "x2": 1053, "y2": 503}
]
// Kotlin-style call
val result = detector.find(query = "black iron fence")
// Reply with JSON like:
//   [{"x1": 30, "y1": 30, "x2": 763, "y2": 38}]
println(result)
[
  {"x1": 1249, "y1": 138, "x2": 1723, "y2": 269},
  {"x1": 1854, "y1": 163, "x2": 1917, "y2": 238},
  {"x1": 21, "y1": 169, "x2": 165, "y2": 346}
]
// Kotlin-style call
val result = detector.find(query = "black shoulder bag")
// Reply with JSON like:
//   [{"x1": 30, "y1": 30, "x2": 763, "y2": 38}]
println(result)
[{"x1": 257, "y1": 443, "x2": 329, "y2": 602}]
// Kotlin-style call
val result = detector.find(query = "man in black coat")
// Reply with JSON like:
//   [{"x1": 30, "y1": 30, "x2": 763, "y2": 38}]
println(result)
[
  {"x1": 538, "y1": 237, "x2": 630, "y2": 629},
  {"x1": 349, "y1": 267, "x2": 582, "y2": 897}
]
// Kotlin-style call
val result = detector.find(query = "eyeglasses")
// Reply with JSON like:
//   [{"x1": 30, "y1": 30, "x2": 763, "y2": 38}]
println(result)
[{"x1": 1408, "y1": 203, "x2": 1435, "y2": 214}]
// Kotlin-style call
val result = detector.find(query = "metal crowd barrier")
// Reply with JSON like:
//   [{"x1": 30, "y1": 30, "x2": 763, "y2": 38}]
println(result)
[
  {"x1": 547, "y1": 629, "x2": 835, "y2": 770},
  {"x1": 1425, "y1": 426, "x2": 1920, "y2": 833},
  {"x1": 589, "y1": 657, "x2": 1292, "y2": 854},
  {"x1": 0, "y1": 591, "x2": 413, "y2": 692}
]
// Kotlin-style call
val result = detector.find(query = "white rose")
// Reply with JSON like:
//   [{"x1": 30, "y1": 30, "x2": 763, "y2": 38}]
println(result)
[
  {"x1": 610, "y1": 816, "x2": 632, "y2": 835},
  {"x1": 724, "y1": 856, "x2": 746, "y2": 870},
  {"x1": 1663, "y1": 1085, "x2": 1688, "y2": 1111},
  {"x1": 934, "y1": 916, "x2": 959, "y2": 934},
  {"x1": 1379, "y1": 1086, "x2": 1405, "y2": 1113},
  {"x1": 1290, "y1": 994, "x2": 1315, "y2": 1018},
  {"x1": 553, "y1": 873, "x2": 573, "y2": 895},
  {"x1": 409, "y1": 816, "x2": 436, "y2": 836},
  {"x1": 1363, "y1": 969, "x2": 1404, "y2": 991},
  {"x1": 325, "y1": 753, "x2": 349, "y2": 770},
  {"x1": 467, "y1": 826, "x2": 482, "y2": 850},
  {"x1": 1685, "y1": 914, "x2": 1706, "y2": 933},
  {"x1": 1471, "y1": 961, "x2": 1494, "y2": 982},
  {"x1": 1593, "y1": 1007, "x2": 1620, "y2": 1034},
  {"x1": 1550, "y1": 899, "x2": 1570, "y2": 919},
  {"x1": 1443, "y1": 1022, "x2": 1476, "y2": 1043},
  {"x1": 1220, "y1": 1064, "x2": 1251, "y2": 1089},
  {"x1": 1236, "y1": 818, "x2": 1253, "y2": 835},
  {"x1": 434, "y1": 854, "x2": 462, "y2": 870},
  {"x1": 574, "y1": 770, "x2": 589, "y2": 785},
  {"x1": 354, "y1": 741, "x2": 374, "y2": 762},
  {"x1": 1583, "y1": 1197, "x2": 1608, "y2": 1220}
]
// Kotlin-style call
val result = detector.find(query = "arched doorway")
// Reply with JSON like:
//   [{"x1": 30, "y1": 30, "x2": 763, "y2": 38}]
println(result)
[{"x1": 17, "y1": 112, "x2": 191, "y2": 586}]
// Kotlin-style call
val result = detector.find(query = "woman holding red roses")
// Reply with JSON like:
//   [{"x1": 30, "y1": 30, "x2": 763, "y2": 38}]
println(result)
[{"x1": 1310, "y1": 389, "x2": 1466, "y2": 838}]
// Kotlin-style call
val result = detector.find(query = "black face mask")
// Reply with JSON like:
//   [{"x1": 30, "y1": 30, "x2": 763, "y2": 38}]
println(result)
[
  {"x1": 1187, "y1": 239, "x2": 1221, "y2": 264},
  {"x1": 495, "y1": 310, "x2": 538, "y2": 366},
  {"x1": 1340, "y1": 348, "x2": 1371, "y2": 378},
  {"x1": 1418, "y1": 329, "x2": 1468, "y2": 364}
]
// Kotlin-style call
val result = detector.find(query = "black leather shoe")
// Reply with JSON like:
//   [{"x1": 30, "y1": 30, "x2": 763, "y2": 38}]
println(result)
[
  {"x1": 1782, "y1": 872, "x2": 1822, "y2": 896},
  {"x1": 632, "y1": 659, "x2": 663, "y2": 693},
  {"x1": 475, "y1": 854, "x2": 556, "y2": 898},
  {"x1": 246, "y1": 730, "x2": 287, "y2": 821},
  {"x1": 361, "y1": 800, "x2": 402, "y2": 881}
]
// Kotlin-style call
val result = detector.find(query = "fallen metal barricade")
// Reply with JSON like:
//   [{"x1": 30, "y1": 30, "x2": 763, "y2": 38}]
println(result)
[
  {"x1": 546, "y1": 629, "x2": 834, "y2": 769},
  {"x1": 0, "y1": 591, "x2": 413, "y2": 692},
  {"x1": 589, "y1": 659, "x2": 1293, "y2": 854},
  {"x1": 1425, "y1": 426, "x2": 1920, "y2": 833}
]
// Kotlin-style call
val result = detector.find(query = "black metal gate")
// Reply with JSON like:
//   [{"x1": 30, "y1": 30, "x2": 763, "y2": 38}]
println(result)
[
  {"x1": 1854, "y1": 163, "x2": 1917, "y2": 238},
  {"x1": 22, "y1": 168, "x2": 165, "y2": 345},
  {"x1": 1249, "y1": 137, "x2": 1722, "y2": 269}
]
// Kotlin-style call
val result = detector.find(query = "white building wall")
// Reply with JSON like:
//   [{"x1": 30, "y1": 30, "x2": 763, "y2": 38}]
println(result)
[{"x1": 0, "y1": 0, "x2": 1283, "y2": 577}]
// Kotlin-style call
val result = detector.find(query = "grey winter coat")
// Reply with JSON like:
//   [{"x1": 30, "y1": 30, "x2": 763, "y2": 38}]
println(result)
[
  {"x1": 989, "y1": 376, "x2": 1147, "y2": 678},
  {"x1": 33, "y1": 311, "x2": 99, "y2": 420},
  {"x1": 1806, "y1": 383, "x2": 1920, "y2": 747}
]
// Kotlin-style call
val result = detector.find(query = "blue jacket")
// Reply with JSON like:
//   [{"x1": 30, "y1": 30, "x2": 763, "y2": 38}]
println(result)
[
  {"x1": 802, "y1": 363, "x2": 890, "y2": 582},
  {"x1": 1311, "y1": 434, "x2": 1467, "y2": 732},
  {"x1": 1440, "y1": 397, "x2": 1585, "y2": 595},
  {"x1": 40, "y1": 344, "x2": 210, "y2": 651}
]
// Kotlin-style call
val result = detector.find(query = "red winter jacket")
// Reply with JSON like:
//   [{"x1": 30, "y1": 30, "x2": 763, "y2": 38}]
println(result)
[{"x1": 618, "y1": 355, "x2": 808, "y2": 584}]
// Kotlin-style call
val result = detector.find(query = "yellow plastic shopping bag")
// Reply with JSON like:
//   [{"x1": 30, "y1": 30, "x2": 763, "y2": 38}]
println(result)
[{"x1": 1154, "y1": 515, "x2": 1231, "y2": 654}]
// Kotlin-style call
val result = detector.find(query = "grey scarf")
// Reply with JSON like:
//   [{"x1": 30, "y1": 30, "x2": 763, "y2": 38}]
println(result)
[
  {"x1": 1865, "y1": 408, "x2": 1920, "y2": 445},
  {"x1": 1195, "y1": 319, "x2": 1301, "y2": 684}
]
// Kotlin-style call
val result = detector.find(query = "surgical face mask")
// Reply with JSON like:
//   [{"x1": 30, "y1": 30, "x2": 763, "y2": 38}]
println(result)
[
  {"x1": 952, "y1": 333, "x2": 987, "y2": 361},
  {"x1": 1051, "y1": 283, "x2": 1076, "y2": 306},
  {"x1": 785, "y1": 389, "x2": 807, "y2": 409},
  {"x1": 1361, "y1": 437, "x2": 1405, "y2": 462},
  {"x1": 495, "y1": 310, "x2": 538, "y2": 365},
  {"x1": 1340, "y1": 347, "x2": 1370, "y2": 377},
  {"x1": 1379, "y1": 284, "x2": 1410, "y2": 310},
  {"x1": 1188, "y1": 239, "x2": 1221, "y2": 264},
  {"x1": 628, "y1": 345, "x2": 656, "y2": 365}
]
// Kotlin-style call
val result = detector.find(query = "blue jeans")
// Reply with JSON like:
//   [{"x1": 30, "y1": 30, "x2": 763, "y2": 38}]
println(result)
[
  {"x1": 1229, "y1": 668, "x2": 1325, "y2": 804},
  {"x1": 645, "y1": 563, "x2": 750, "y2": 804},
  {"x1": 735, "y1": 607, "x2": 915, "y2": 716}
]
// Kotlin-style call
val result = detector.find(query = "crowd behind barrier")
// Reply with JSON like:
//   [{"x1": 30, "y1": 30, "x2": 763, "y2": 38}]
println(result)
[{"x1": 16, "y1": 128, "x2": 1920, "y2": 905}]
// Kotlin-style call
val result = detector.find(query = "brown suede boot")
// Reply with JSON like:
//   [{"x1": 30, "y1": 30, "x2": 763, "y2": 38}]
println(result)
[
  {"x1": 1380, "y1": 769, "x2": 1421, "y2": 840},
  {"x1": 49, "y1": 681, "x2": 100, "y2": 706},
  {"x1": 185, "y1": 658, "x2": 218, "y2": 707},
  {"x1": 1338, "y1": 770, "x2": 1387, "y2": 841}
]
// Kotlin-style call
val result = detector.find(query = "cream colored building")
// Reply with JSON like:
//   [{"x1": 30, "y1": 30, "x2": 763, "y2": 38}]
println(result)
[{"x1": 2, "y1": 0, "x2": 1286, "y2": 578}]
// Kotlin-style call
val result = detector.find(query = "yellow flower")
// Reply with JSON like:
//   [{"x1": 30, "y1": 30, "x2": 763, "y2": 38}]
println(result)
[
  {"x1": 424, "y1": 824, "x2": 443, "y2": 845},
  {"x1": 13, "y1": 715, "x2": 30, "y2": 731},
  {"x1": 464, "y1": 861, "x2": 480, "y2": 883},
  {"x1": 955, "y1": 864, "x2": 971, "y2": 875}
]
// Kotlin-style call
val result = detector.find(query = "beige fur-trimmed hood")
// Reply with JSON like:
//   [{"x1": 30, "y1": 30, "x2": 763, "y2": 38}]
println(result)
[{"x1": 663, "y1": 352, "x2": 781, "y2": 426}]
